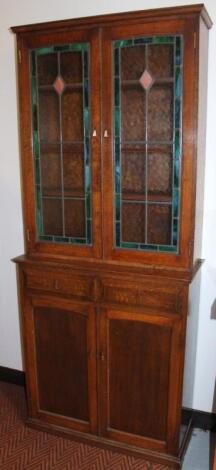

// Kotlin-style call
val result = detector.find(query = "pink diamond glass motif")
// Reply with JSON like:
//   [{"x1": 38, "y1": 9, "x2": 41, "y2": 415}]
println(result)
[
  {"x1": 53, "y1": 76, "x2": 65, "y2": 95},
  {"x1": 139, "y1": 70, "x2": 154, "y2": 91}
]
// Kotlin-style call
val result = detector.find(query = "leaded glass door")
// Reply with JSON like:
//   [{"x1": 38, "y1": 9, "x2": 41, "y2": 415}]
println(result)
[
  {"x1": 102, "y1": 22, "x2": 194, "y2": 268},
  {"x1": 19, "y1": 29, "x2": 102, "y2": 258}
]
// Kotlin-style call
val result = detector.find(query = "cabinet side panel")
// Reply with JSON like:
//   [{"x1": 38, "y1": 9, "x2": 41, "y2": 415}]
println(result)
[{"x1": 193, "y1": 19, "x2": 209, "y2": 262}]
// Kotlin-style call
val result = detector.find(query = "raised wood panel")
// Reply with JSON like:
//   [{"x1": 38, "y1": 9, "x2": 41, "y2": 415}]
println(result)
[
  {"x1": 99, "y1": 308, "x2": 184, "y2": 453},
  {"x1": 34, "y1": 306, "x2": 89, "y2": 421},
  {"x1": 23, "y1": 295, "x2": 98, "y2": 434},
  {"x1": 108, "y1": 318, "x2": 171, "y2": 439}
]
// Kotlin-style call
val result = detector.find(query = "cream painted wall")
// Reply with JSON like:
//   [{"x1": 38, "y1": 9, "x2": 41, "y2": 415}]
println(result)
[{"x1": 0, "y1": 0, "x2": 215, "y2": 412}]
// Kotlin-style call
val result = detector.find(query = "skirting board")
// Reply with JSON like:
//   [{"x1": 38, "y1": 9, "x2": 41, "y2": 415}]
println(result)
[{"x1": 0, "y1": 366, "x2": 215, "y2": 431}]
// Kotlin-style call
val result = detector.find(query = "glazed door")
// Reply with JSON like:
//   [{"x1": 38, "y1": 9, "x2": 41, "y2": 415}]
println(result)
[
  {"x1": 102, "y1": 19, "x2": 197, "y2": 269},
  {"x1": 99, "y1": 308, "x2": 183, "y2": 454},
  {"x1": 23, "y1": 295, "x2": 97, "y2": 434},
  {"x1": 18, "y1": 28, "x2": 102, "y2": 258}
]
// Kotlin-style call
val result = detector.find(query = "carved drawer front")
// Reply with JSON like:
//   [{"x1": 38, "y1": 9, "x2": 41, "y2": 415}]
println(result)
[
  {"x1": 24, "y1": 269, "x2": 92, "y2": 300},
  {"x1": 101, "y1": 278, "x2": 183, "y2": 314}
]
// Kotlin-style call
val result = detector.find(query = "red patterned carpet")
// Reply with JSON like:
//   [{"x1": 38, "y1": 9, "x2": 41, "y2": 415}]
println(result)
[{"x1": 0, "y1": 381, "x2": 173, "y2": 469}]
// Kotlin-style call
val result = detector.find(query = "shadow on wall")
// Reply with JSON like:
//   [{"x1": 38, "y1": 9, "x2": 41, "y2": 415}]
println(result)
[{"x1": 210, "y1": 299, "x2": 216, "y2": 319}]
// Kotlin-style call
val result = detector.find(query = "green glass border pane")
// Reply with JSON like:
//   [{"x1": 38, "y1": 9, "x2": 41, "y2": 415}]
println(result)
[
  {"x1": 54, "y1": 45, "x2": 70, "y2": 52},
  {"x1": 115, "y1": 194, "x2": 120, "y2": 221},
  {"x1": 174, "y1": 162, "x2": 180, "y2": 189},
  {"x1": 34, "y1": 159, "x2": 40, "y2": 185},
  {"x1": 53, "y1": 236, "x2": 70, "y2": 243},
  {"x1": 121, "y1": 242, "x2": 139, "y2": 249},
  {"x1": 39, "y1": 235, "x2": 53, "y2": 242},
  {"x1": 113, "y1": 34, "x2": 183, "y2": 254},
  {"x1": 158, "y1": 245, "x2": 177, "y2": 253},
  {"x1": 175, "y1": 99, "x2": 181, "y2": 129},
  {"x1": 31, "y1": 42, "x2": 92, "y2": 246},
  {"x1": 35, "y1": 43, "x2": 88, "y2": 57},
  {"x1": 116, "y1": 222, "x2": 120, "y2": 246},
  {"x1": 175, "y1": 66, "x2": 182, "y2": 99},
  {"x1": 173, "y1": 189, "x2": 179, "y2": 218},
  {"x1": 114, "y1": 108, "x2": 120, "y2": 137},
  {"x1": 172, "y1": 218, "x2": 178, "y2": 246},
  {"x1": 33, "y1": 131, "x2": 39, "y2": 159},
  {"x1": 175, "y1": 130, "x2": 181, "y2": 159},
  {"x1": 140, "y1": 244, "x2": 158, "y2": 251},
  {"x1": 114, "y1": 39, "x2": 133, "y2": 48},
  {"x1": 175, "y1": 36, "x2": 182, "y2": 66},
  {"x1": 114, "y1": 48, "x2": 120, "y2": 76}
]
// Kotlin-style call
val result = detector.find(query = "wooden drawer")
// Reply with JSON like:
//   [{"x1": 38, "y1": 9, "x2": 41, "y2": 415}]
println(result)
[
  {"x1": 24, "y1": 269, "x2": 92, "y2": 300},
  {"x1": 101, "y1": 277, "x2": 184, "y2": 314}
]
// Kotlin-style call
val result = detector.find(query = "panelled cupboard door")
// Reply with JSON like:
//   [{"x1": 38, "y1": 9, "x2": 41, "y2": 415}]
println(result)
[
  {"x1": 102, "y1": 18, "x2": 198, "y2": 270},
  {"x1": 17, "y1": 28, "x2": 102, "y2": 259},
  {"x1": 23, "y1": 295, "x2": 97, "y2": 434},
  {"x1": 99, "y1": 308, "x2": 184, "y2": 454}
]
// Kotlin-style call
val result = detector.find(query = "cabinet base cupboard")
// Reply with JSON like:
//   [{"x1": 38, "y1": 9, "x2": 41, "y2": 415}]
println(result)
[{"x1": 12, "y1": 5, "x2": 212, "y2": 468}]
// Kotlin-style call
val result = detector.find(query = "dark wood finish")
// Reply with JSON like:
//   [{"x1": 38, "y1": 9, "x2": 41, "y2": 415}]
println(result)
[
  {"x1": 12, "y1": 5, "x2": 211, "y2": 469},
  {"x1": 23, "y1": 293, "x2": 98, "y2": 433}
]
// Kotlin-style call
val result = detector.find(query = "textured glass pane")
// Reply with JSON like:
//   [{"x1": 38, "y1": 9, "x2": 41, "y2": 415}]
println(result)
[
  {"x1": 62, "y1": 89, "x2": 83, "y2": 141},
  {"x1": 122, "y1": 202, "x2": 145, "y2": 244},
  {"x1": 148, "y1": 44, "x2": 173, "y2": 78},
  {"x1": 147, "y1": 204, "x2": 172, "y2": 245},
  {"x1": 40, "y1": 144, "x2": 61, "y2": 196},
  {"x1": 31, "y1": 43, "x2": 91, "y2": 246},
  {"x1": 42, "y1": 198, "x2": 63, "y2": 236},
  {"x1": 148, "y1": 84, "x2": 173, "y2": 141},
  {"x1": 37, "y1": 54, "x2": 58, "y2": 85},
  {"x1": 63, "y1": 144, "x2": 85, "y2": 196},
  {"x1": 121, "y1": 46, "x2": 146, "y2": 80},
  {"x1": 122, "y1": 148, "x2": 146, "y2": 195},
  {"x1": 38, "y1": 90, "x2": 60, "y2": 141},
  {"x1": 64, "y1": 199, "x2": 85, "y2": 238},
  {"x1": 148, "y1": 147, "x2": 172, "y2": 198},
  {"x1": 60, "y1": 51, "x2": 82, "y2": 83},
  {"x1": 121, "y1": 85, "x2": 146, "y2": 141}
]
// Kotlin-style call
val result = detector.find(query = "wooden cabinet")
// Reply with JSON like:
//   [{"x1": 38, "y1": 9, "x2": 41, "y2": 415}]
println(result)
[{"x1": 12, "y1": 4, "x2": 212, "y2": 468}]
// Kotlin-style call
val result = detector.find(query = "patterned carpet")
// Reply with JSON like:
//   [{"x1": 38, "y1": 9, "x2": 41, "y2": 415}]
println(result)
[{"x1": 0, "y1": 381, "x2": 174, "y2": 469}]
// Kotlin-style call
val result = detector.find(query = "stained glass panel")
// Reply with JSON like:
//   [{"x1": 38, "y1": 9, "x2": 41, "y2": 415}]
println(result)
[
  {"x1": 31, "y1": 43, "x2": 92, "y2": 245},
  {"x1": 113, "y1": 35, "x2": 183, "y2": 253}
]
